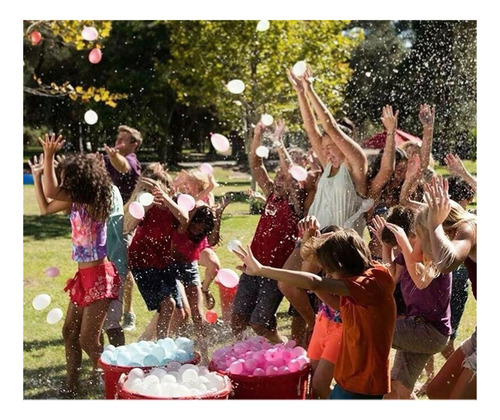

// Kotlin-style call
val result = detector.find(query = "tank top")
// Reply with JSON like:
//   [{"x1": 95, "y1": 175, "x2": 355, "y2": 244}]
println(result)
[
  {"x1": 307, "y1": 163, "x2": 365, "y2": 236},
  {"x1": 70, "y1": 204, "x2": 107, "y2": 263}
]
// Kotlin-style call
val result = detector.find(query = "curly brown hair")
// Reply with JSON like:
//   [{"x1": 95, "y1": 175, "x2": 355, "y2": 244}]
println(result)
[{"x1": 58, "y1": 153, "x2": 113, "y2": 222}]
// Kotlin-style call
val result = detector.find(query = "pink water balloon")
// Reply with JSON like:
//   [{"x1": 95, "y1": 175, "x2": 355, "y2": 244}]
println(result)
[
  {"x1": 129, "y1": 201, "x2": 145, "y2": 219},
  {"x1": 289, "y1": 165, "x2": 308, "y2": 182},
  {"x1": 177, "y1": 194, "x2": 195, "y2": 212},
  {"x1": 45, "y1": 266, "x2": 60, "y2": 278},
  {"x1": 88, "y1": 48, "x2": 102, "y2": 64},
  {"x1": 199, "y1": 163, "x2": 214, "y2": 175},
  {"x1": 30, "y1": 31, "x2": 42, "y2": 45},
  {"x1": 82, "y1": 26, "x2": 98, "y2": 41},
  {"x1": 210, "y1": 133, "x2": 230, "y2": 152},
  {"x1": 216, "y1": 268, "x2": 239, "y2": 288}
]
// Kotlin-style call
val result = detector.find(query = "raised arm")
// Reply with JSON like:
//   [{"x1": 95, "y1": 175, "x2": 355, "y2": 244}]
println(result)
[
  {"x1": 39, "y1": 133, "x2": 72, "y2": 201},
  {"x1": 423, "y1": 176, "x2": 475, "y2": 273},
  {"x1": 152, "y1": 185, "x2": 189, "y2": 228},
  {"x1": 272, "y1": 120, "x2": 293, "y2": 174},
  {"x1": 104, "y1": 143, "x2": 131, "y2": 173},
  {"x1": 367, "y1": 105, "x2": 399, "y2": 201},
  {"x1": 207, "y1": 196, "x2": 231, "y2": 247},
  {"x1": 418, "y1": 104, "x2": 435, "y2": 174},
  {"x1": 286, "y1": 68, "x2": 326, "y2": 168},
  {"x1": 444, "y1": 153, "x2": 477, "y2": 191},
  {"x1": 302, "y1": 65, "x2": 367, "y2": 194},
  {"x1": 250, "y1": 121, "x2": 274, "y2": 197}
]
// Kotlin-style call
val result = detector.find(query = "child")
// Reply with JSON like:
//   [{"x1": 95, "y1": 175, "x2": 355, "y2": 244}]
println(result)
[
  {"x1": 31, "y1": 134, "x2": 120, "y2": 397},
  {"x1": 233, "y1": 221, "x2": 396, "y2": 399}
]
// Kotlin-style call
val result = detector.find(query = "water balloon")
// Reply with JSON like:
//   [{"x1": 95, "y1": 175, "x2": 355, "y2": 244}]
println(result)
[
  {"x1": 256, "y1": 146, "x2": 269, "y2": 159},
  {"x1": 256, "y1": 20, "x2": 270, "y2": 32},
  {"x1": 216, "y1": 268, "x2": 239, "y2": 288},
  {"x1": 226, "y1": 239, "x2": 243, "y2": 253},
  {"x1": 129, "y1": 201, "x2": 145, "y2": 219},
  {"x1": 226, "y1": 79, "x2": 245, "y2": 94},
  {"x1": 30, "y1": 31, "x2": 42, "y2": 45},
  {"x1": 289, "y1": 165, "x2": 308, "y2": 182},
  {"x1": 46, "y1": 308, "x2": 63, "y2": 324},
  {"x1": 84, "y1": 110, "x2": 98, "y2": 125},
  {"x1": 199, "y1": 163, "x2": 214, "y2": 175},
  {"x1": 260, "y1": 114, "x2": 274, "y2": 126},
  {"x1": 205, "y1": 310, "x2": 218, "y2": 324},
  {"x1": 210, "y1": 133, "x2": 230, "y2": 152},
  {"x1": 82, "y1": 26, "x2": 98, "y2": 41},
  {"x1": 138, "y1": 191, "x2": 154, "y2": 207},
  {"x1": 88, "y1": 48, "x2": 102, "y2": 64},
  {"x1": 292, "y1": 61, "x2": 307, "y2": 77},
  {"x1": 177, "y1": 194, "x2": 195, "y2": 212},
  {"x1": 32, "y1": 294, "x2": 51, "y2": 310},
  {"x1": 44, "y1": 266, "x2": 60, "y2": 278}
]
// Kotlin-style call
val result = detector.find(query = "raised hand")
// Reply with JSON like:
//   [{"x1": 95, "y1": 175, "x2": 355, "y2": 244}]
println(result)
[
  {"x1": 418, "y1": 104, "x2": 435, "y2": 128},
  {"x1": 38, "y1": 133, "x2": 65, "y2": 157},
  {"x1": 93, "y1": 152, "x2": 104, "y2": 167},
  {"x1": 368, "y1": 215, "x2": 386, "y2": 243},
  {"x1": 406, "y1": 153, "x2": 422, "y2": 179},
  {"x1": 214, "y1": 195, "x2": 231, "y2": 217},
  {"x1": 271, "y1": 119, "x2": 286, "y2": 144},
  {"x1": 380, "y1": 105, "x2": 399, "y2": 133},
  {"x1": 103, "y1": 143, "x2": 119, "y2": 158},
  {"x1": 28, "y1": 154, "x2": 44, "y2": 177},
  {"x1": 286, "y1": 68, "x2": 305, "y2": 93},
  {"x1": 424, "y1": 175, "x2": 451, "y2": 228},
  {"x1": 384, "y1": 222, "x2": 410, "y2": 249},
  {"x1": 233, "y1": 244, "x2": 263, "y2": 276},
  {"x1": 298, "y1": 215, "x2": 321, "y2": 240},
  {"x1": 152, "y1": 185, "x2": 169, "y2": 207},
  {"x1": 247, "y1": 188, "x2": 265, "y2": 202},
  {"x1": 444, "y1": 153, "x2": 467, "y2": 178}
]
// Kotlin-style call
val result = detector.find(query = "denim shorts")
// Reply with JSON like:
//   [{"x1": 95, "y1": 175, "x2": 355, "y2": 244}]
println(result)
[
  {"x1": 166, "y1": 261, "x2": 201, "y2": 288},
  {"x1": 330, "y1": 384, "x2": 383, "y2": 400},
  {"x1": 132, "y1": 268, "x2": 182, "y2": 311}
]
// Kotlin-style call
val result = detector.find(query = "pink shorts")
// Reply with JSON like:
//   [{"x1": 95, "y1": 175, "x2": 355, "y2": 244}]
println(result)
[
  {"x1": 64, "y1": 261, "x2": 120, "y2": 307},
  {"x1": 307, "y1": 312, "x2": 343, "y2": 365}
]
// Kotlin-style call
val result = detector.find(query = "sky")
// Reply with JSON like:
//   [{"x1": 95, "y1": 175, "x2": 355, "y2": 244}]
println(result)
[{"x1": 8, "y1": 0, "x2": 497, "y2": 417}]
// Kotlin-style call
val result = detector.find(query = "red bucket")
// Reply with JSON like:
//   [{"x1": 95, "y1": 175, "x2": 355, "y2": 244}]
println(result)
[
  {"x1": 98, "y1": 351, "x2": 200, "y2": 399},
  {"x1": 116, "y1": 371, "x2": 231, "y2": 400},
  {"x1": 216, "y1": 280, "x2": 238, "y2": 321},
  {"x1": 209, "y1": 361, "x2": 311, "y2": 399}
]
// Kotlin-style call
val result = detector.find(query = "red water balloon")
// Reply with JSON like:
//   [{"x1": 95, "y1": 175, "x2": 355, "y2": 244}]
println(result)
[
  {"x1": 205, "y1": 310, "x2": 218, "y2": 324},
  {"x1": 88, "y1": 48, "x2": 102, "y2": 64},
  {"x1": 30, "y1": 31, "x2": 42, "y2": 45}
]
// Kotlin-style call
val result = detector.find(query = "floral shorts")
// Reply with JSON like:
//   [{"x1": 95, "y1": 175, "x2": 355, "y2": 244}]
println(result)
[{"x1": 64, "y1": 261, "x2": 120, "y2": 307}]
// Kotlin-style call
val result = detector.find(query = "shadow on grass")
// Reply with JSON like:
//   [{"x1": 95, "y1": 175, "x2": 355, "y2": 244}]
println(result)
[
  {"x1": 23, "y1": 215, "x2": 70, "y2": 240},
  {"x1": 24, "y1": 338, "x2": 64, "y2": 352}
]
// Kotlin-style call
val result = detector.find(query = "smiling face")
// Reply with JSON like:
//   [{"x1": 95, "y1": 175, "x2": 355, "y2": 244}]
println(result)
[
  {"x1": 321, "y1": 135, "x2": 344, "y2": 168},
  {"x1": 114, "y1": 131, "x2": 137, "y2": 156}
]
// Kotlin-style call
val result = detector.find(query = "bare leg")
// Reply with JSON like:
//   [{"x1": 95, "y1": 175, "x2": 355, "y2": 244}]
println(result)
[
  {"x1": 80, "y1": 298, "x2": 112, "y2": 371},
  {"x1": 185, "y1": 285, "x2": 208, "y2": 363},
  {"x1": 139, "y1": 312, "x2": 159, "y2": 342},
  {"x1": 198, "y1": 248, "x2": 220, "y2": 294},
  {"x1": 122, "y1": 270, "x2": 136, "y2": 331},
  {"x1": 231, "y1": 313, "x2": 249, "y2": 342},
  {"x1": 157, "y1": 296, "x2": 176, "y2": 339},
  {"x1": 62, "y1": 301, "x2": 84, "y2": 393},
  {"x1": 251, "y1": 323, "x2": 287, "y2": 344},
  {"x1": 310, "y1": 358, "x2": 335, "y2": 399},
  {"x1": 291, "y1": 314, "x2": 308, "y2": 348},
  {"x1": 441, "y1": 338, "x2": 456, "y2": 359},
  {"x1": 416, "y1": 356, "x2": 435, "y2": 396},
  {"x1": 384, "y1": 380, "x2": 412, "y2": 399}
]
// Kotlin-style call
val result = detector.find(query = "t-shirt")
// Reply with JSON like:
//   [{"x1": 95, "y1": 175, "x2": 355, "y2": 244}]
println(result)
[
  {"x1": 250, "y1": 193, "x2": 300, "y2": 268},
  {"x1": 395, "y1": 252, "x2": 452, "y2": 336},
  {"x1": 128, "y1": 205, "x2": 177, "y2": 269},
  {"x1": 334, "y1": 263, "x2": 396, "y2": 395},
  {"x1": 104, "y1": 153, "x2": 141, "y2": 203},
  {"x1": 171, "y1": 229, "x2": 210, "y2": 263},
  {"x1": 106, "y1": 185, "x2": 127, "y2": 276},
  {"x1": 70, "y1": 204, "x2": 107, "y2": 263}
]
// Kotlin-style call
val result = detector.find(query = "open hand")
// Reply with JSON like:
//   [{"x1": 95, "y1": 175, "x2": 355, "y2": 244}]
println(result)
[
  {"x1": 384, "y1": 222, "x2": 409, "y2": 248},
  {"x1": 368, "y1": 215, "x2": 386, "y2": 243},
  {"x1": 38, "y1": 133, "x2": 65, "y2": 157},
  {"x1": 28, "y1": 154, "x2": 44, "y2": 177},
  {"x1": 423, "y1": 175, "x2": 451, "y2": 228},
  {"x1": 419, "y1": 104, "x2": 435, "y2": 128},
  {"x1": 298, "y1": 215, "x2": 321, "y2": 240},
  {"x1": 381, "y1": 105, "x2": 398, "y2": 133},
  {"x1": 103, "y1": 144, "x2": 119, "y2": 158},
  {"x1": 444, "y1": 153, "x2": 467, "y2": 178},
  {"x1": 233, "y1": 244, "x2": 263, "y2": 276}
]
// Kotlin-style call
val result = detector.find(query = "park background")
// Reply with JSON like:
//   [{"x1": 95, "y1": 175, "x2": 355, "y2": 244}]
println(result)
[{"x1": 11, "y1": 2, "x2": 499, "y2": 417}]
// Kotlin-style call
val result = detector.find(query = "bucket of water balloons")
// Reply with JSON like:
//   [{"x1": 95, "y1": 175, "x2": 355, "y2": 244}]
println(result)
[
  {"x1": 98, "y1": 351, "x2": 200, "y2": 399},
  {"x1": 209, "y1": 361, "x2": 311, "y2": 399},
  {"x1": 215, "y1": 268, "x2": 239, "y2": 321},
  {"x1": 116, "y1": 370, "x2": 232, "y2": 400}
]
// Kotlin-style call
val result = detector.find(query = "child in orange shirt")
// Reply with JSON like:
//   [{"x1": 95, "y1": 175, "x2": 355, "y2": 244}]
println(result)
[{"x1": 234, "y1": 217, "x2": 396, "y2": 399}]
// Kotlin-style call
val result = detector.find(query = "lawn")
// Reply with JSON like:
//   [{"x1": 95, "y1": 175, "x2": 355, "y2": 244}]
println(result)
[{"x1": 23, "y1": 163, "x2": 476, "y2": 399}]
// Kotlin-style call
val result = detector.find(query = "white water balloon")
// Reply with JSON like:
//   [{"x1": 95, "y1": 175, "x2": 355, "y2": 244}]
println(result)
[
  {"x1": 82, "y1": 26, "x2": 98, "y2": 41},
  {"x1": 138, "y1": 192, "x2": 154, "y2": 207},
  {"x1": 84, "y1": 110, "x2": 98, "y2": 125},
  {"x1": 46, "y1": 308, "x2": 63, "y2": 324},
  {"x1": 256, "y1": 20, "x2": 270, "y2": 32},
  {"x1": 256, "y1": 146, "x2": 269, "y2": 158},
  {"x1": 32, "y1": 294, "x2": 51, "y2": 310},
  {"x1": 292, "y1": 61, "x2": 307, "y2": 77},
  {"x1": 177, "y1": 194, "x2": 196, "y2": 212},
  {"x1": 226, "y1": 79, "x2": 245, "y2": 94},
  {"x1": 260, "y1": 114, "x2": 274, "y2": 126}
]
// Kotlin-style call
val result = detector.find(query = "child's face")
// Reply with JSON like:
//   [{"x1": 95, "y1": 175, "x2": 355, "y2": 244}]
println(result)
[{"x1": 188, "y1": 221, "x2": 207, "y2": 238}]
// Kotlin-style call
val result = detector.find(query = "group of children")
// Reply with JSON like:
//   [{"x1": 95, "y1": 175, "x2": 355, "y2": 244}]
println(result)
[{"x1": 29, "y1": 63, "x2": 477, "y2": 400}]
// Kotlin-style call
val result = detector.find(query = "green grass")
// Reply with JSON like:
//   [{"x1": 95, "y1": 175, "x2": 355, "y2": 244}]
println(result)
[{"x1": 23, "y1": 163, "x2": 476, "y2": 399}]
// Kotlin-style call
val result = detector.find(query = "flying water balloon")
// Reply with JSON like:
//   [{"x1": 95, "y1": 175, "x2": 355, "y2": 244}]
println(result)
[
  {"x1": 292, "y1": 61, "x2": 307, "y2": 77},
  {"x1": 177, "y1": 194, "x2": 196, "y2": 212},
  {"x1": 46, "y1": 308, "x2": 63, "y2": 324},
  {"x1": 84, "y1": 110, "x2": 98, "y2": 125},
  {"x1": 256, "y1": 146, "x2": 269, "y2": 159},
  {"x1": 256, "y1": 20, "x2": 270, "y2": 32},
  {"x1": 129, "y1": 201, "x2": 145, "y2": 219},
  {"x1": 88, "y1": 48, "x2": 102, "y2": 64},
  {"x1": 217, "y1": 269, "x2": 239, "y2": 288},
  {"x1": 205, "y1": 310, "x2": 218, "y2": 324},
  {"x1": 32, "y1": 294, "x2": 51, "y2": 310},
  {"x1": 199, "y1": 163, "x2": 214, "y2": 175},
  {"x1": 289, "y1": 165, "x2": 308, "y2": 182},
  {"x1": 226, "y1": 79, "x2": 245, "y2": 94},
  {"x1": 30, "y1": 31, "x2": 42, "y2": 45},
  {"x1": 260, "y1": 114, "x2": 274, "y2": 126},
  {"x1": 226, "y1": 239, "x2": 243, "y2": 253},
  {"x1": 138, "y1": 192, "x2": 154, "y2": 207},
  {"x1": 210, "y1": 133, "x2": 230, "y2": 152},
  {"x1": 82, "y1": 26, "x2": 98, "y2": 41}
]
